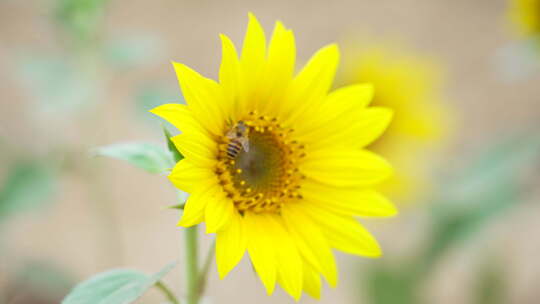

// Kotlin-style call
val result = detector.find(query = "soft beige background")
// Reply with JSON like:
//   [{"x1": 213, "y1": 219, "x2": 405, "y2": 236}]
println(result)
[{"x1": 1, "y1": 0, "x2": 539, "y2": 303}]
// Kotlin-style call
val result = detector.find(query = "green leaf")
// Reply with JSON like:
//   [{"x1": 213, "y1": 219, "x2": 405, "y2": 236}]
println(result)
[
  {"x1": 0, "y1": 161, "x2": 57, "y2": 221},
  {"x1": 163, "y1": 127, "x2": 184, "y2": 163},
  {"x1": 62, "y1": 261, "x2": 177, "y2": 304},
  {"x1": 93, "y1": 143, "x2": 174, "y2": 174}
]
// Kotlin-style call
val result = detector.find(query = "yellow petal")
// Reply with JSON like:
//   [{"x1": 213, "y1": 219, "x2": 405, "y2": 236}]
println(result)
[
  {"x1": 171, "y1": 133, "x2": 216, "y2": 166},
  {"x1": 270, "y1": 216, "x2": 303, "y2": 300},
  {"x1": 178, "y1": 185, "x2": 218, "y2": 227},
  {"x1": 259, "y1": 21, "x2": 296, "y2": 115},
  {"x1": 205, "y1": 193, "x2": 234, "y2": 233},
  {"x1": 172, "y1": 61, "x2": 226, "y2": 135},
  {"x1": 292, "y1": 44, "x2": 339, "y2": 102},
  {"x1": 219, "y1": 33, "x2": 243, "y2": 120},
  {"x1": 244, "y1": 212, "x2": 277, "y2": 295},
  {"x1": 301, "y1": 149, "x2": 393, "y2": 187},
  {"x1": 150, "y1": 103, "x2": 207, "y2": 136},
  {"x1": 346, "y1": 107, "x2": 394, "y2": 148},
  {"x1": 295, "y1": 83, "x2": 374, "y2": 139},
  {"x1": 242, "y1": 13, "x2": 266, "y2": 68},
  {"x1": 301, "y1": 180, "x2": 397, "y2": 217},
  {"x1": 282, "y1": 203, "x2": 338, "y2": 287},
  {"x1": 216, "y1": 210, "x2": 247, "y2": 279},
  {"x1": 267, "y1": 21, "x2": 295, "y2": 81},
  {"x1": 302, "y1": 262, "x2": 322, "y2": 299},
  {"x1": 297, "y1": 203, "x2": 382, "y2": 257},
  {"x1": 317, "y1": 83, "x2": 375, "y2": 127},
  {"x1": 240, "y1": 12, "x2": 266, "y2": 105},
  {"x1": 325, "y1": 83, "x2": 374, "y2": 110},
  {"x1": 281, "y1": 44, "x2": 340, "y2": 123},
  {"x1": 168, "y1": 160, "x2": 214, "y2": 193},
  {"x1": 304, "y1": 106, "x2": 393, "y2": 151}
]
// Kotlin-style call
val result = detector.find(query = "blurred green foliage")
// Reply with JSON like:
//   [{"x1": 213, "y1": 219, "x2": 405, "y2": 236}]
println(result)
[
  {"x1": 472, "y1": 257, "x2": 507, "y2": 304},
  {"x1": 62, "y1": 261, "x2": 177, "y2": 304},
  {"x1": 423, "y1": 181, "x2": 518, "y2": 272},
  {"x1": 104, "y1": 35, "x2": 163, "y2": 69},
  {"x1": 17, "y1": 56, "x2": 96, "y2": 114},
  {"x1": 442, "y1": 132, "x2": 540, "y2": 205},
  {"x1": 363, "y1": 131, "x2": 540, "y2": 304},
  {"x1": 6, "y1": 260, "x2": 76, "y2": 302},
  {"x1": 16, "y1": 0, "x2": 164, "y2": 116},
  {"x1": 4, "y1": 0, "x2": 170, "y2": 302},
  {"x1": 365, "y1": 264, "x2": 420, "y2": 304},
  {"x1": 496, "y1": 37, "x2": 540, "y2": 81},
  {"x1": 55, "y1": 0, "x2": 108, "y2": 47},
  {"x1": 424, "y1": 133, "x2": 540, "y2": 269},
  {"x1": 0, "y1": 160, "x2": 57, "y2": 222}
]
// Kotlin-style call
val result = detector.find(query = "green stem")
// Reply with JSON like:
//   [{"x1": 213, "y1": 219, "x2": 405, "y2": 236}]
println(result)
[
  {"x1": 185, "y1": 226, "x2": 198, "y2": 304},
  {"x1": 156, "y1": 281, "x2": 180, "y2": 304},
  {"x1": 197, "y1": 241, "x2": 216, "y2": 297}
]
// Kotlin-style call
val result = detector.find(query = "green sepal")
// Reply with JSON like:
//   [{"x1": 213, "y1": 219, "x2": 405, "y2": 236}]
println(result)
[{"x1": 163, "y1": 126, "x2": 184, "y2": 163}]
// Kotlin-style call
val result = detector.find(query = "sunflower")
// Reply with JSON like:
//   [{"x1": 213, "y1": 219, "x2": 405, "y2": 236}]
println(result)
[
  {"x1": 152, "y1": 14, "x2": 396, "y2": 300},
  {"x1": 508, "y1": 0, "x2": 540, "y2": 37},
  {"x1": 340, "y1": 41, "x2": 452, "y2": 201}
]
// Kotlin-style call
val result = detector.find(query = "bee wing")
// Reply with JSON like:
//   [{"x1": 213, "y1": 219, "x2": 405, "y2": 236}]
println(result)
[{"x1": 239, "y1": 138, "x2": 250, "y2": 152}]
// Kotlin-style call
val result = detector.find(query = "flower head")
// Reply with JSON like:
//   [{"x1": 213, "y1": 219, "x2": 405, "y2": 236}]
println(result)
[
  {"x1": 508, "y1": 0, "x2": 540, "y2": 37},
  {"x1": 340, "y1": 41, "x2": 452, "y2": 201},
  {"x1": 152, "y1": 13, "x2": 396, "y2": 300}
]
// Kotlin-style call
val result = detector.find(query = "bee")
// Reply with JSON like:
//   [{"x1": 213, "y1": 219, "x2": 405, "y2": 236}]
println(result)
[{"x1": 225, "y1": 121, "x2": 250, "y2": 159}]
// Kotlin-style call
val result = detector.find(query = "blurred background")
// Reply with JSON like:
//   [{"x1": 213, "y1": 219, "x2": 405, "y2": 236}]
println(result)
[{"x1": 1, "y1": 0, "x2": 539, "y2": 303}]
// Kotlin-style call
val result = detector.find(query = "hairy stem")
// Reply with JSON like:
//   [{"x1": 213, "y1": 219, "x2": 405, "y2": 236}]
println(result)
[
  {"x1": 185, "y1": 226, "x2": 198, "y2": 304},
  {"x1": 197, "y1": 240, "x2": 216, "y2": 297}
]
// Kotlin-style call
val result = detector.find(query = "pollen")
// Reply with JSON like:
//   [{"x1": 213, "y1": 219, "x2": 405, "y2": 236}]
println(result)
[{"x1": 216, "y1": 113, "x2": 305, "y2": 214}]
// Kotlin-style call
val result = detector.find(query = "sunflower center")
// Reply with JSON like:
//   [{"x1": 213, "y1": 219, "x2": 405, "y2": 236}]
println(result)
[
  {"x1": 216, "y1": 111, "x2": 305, "y2": 214},
  {"x1": 234, "y1": 132, "x2": 282, "y2": 188}
]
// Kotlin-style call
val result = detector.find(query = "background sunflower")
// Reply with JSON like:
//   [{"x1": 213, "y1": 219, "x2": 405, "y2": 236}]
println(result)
[
  {"x1": 508, "y1": 0, "x2": 540, "y2": 37},
  {"x1": 339, "y1": 40, "x2": 454, "y2": 202}
]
